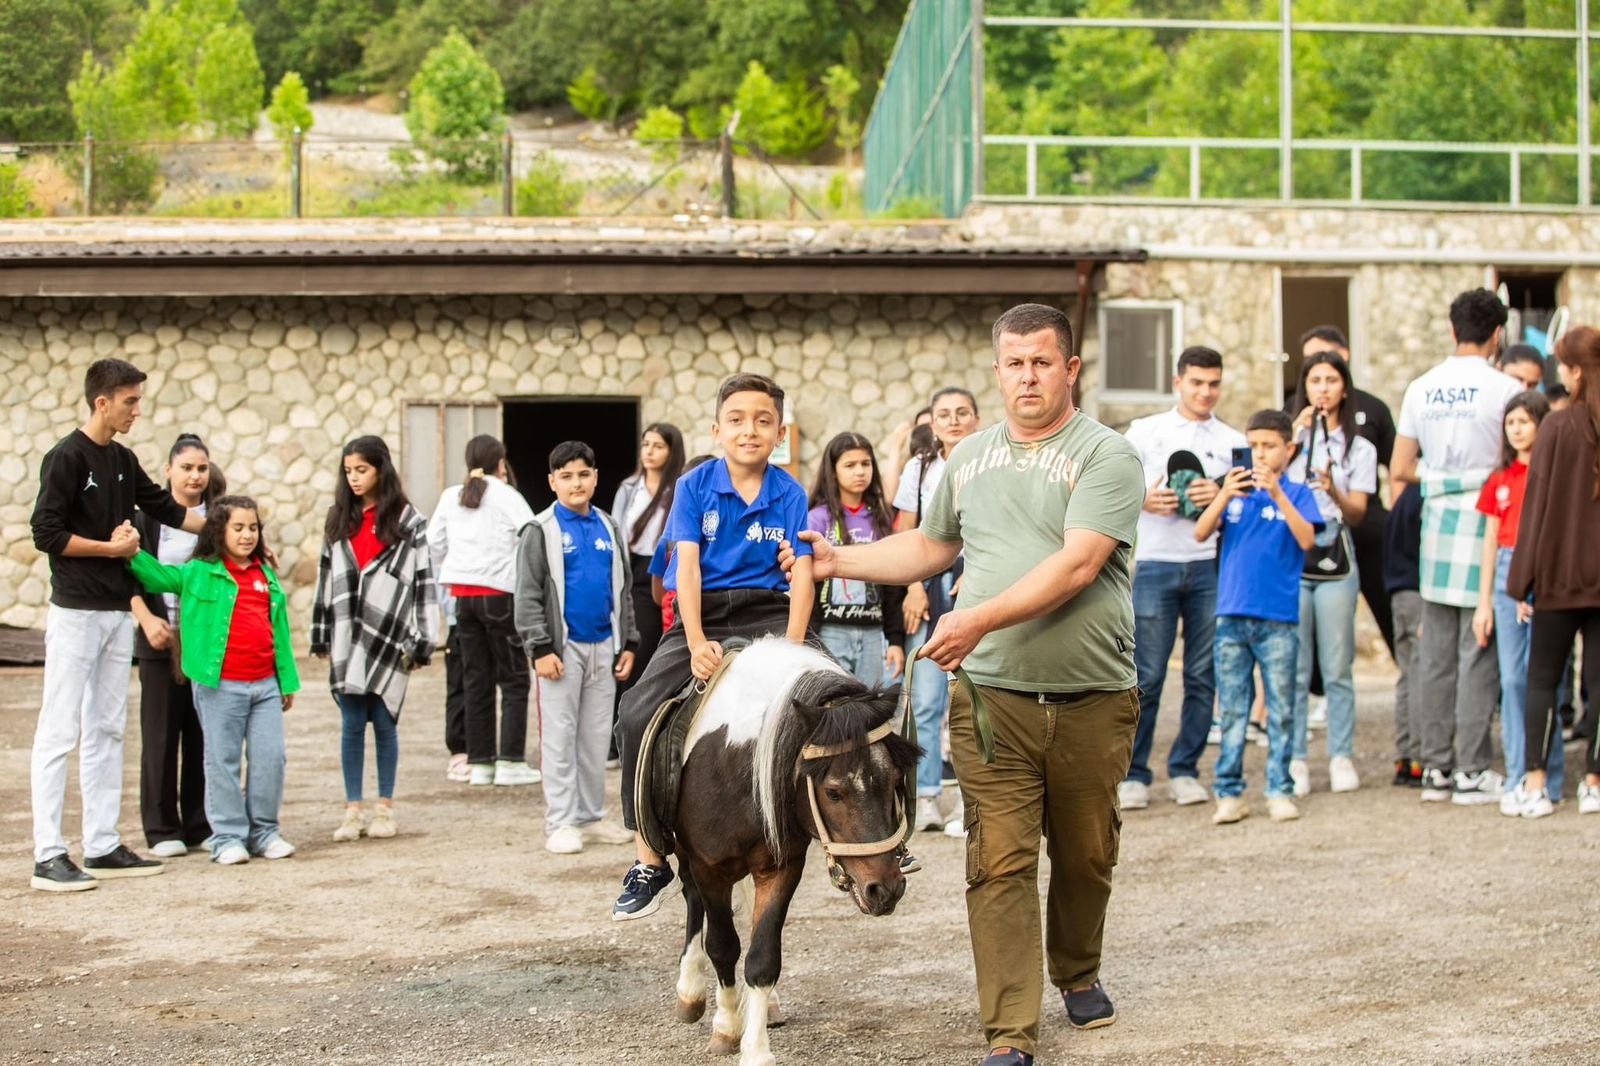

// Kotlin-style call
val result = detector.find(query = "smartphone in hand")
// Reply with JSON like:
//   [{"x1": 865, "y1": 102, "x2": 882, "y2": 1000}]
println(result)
[{"x1": 1231, "y1": 446, "x2": 1255, "y2": 488}]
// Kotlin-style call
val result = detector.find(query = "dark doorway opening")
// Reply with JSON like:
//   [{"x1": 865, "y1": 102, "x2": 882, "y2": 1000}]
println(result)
[
  {"x1": 1497, "y1": 271, "x2": 1564, "y2": 387},
  {"x1": 502, "y1": 398, "x2": 641, "y2": 514},
  {"x1": 1280, "y1": 276, "x2": 1351, "y2": 401}
]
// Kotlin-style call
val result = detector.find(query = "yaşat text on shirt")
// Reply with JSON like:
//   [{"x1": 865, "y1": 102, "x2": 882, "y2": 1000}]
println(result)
[{"x1": 1398, "y1": 356, "x2": 1524, "y2": 476}]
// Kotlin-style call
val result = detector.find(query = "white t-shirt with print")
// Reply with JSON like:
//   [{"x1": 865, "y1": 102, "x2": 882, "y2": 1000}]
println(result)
[
  {"x1": 893, "y1": 452, "x2": 947, "y2": 520},
  {"x1": 1397, "y1": 355, "x2": 1524, "y2": 477},
  {"x1": 1287, "y1": 422, "x2": 1379, "y2": 525},
  {"x1": 1123, "y1": 407, "x2": 1247, "y2": 563}
]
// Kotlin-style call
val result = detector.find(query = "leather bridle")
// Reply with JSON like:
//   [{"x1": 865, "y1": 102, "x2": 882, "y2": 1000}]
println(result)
[{"x1": 799, "y1": 718, "x2": 910, "y2": 893}]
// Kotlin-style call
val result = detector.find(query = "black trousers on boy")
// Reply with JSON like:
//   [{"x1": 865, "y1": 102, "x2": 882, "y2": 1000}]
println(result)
[
  {"x1": 617, "y1": 589, "x2": 803, "y2": 830},
  {"x1": 138, "y1": 658, "x2": 211, "y2": 847}
]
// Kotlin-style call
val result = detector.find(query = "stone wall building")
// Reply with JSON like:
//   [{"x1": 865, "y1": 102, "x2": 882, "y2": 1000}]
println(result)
[{"x1": 4, "y1": 207, "x2": 1596, "y2": 634}]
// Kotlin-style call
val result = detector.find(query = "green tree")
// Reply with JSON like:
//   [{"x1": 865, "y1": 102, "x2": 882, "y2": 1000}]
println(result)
[
  {"x1": 266, "y1": 70, "x2": 314, "y2": 141},
  {"x1": 0, "y1": 0, "x2": 94, "y2": 141},
  {"x1": 244, "y1": 0, "x2": 395, "y2": 96},
  {"x1": 822, "y1": 63, "x2": 861, "y2": 160},
  {"x1": 0, "y1": 162, "x2": 41, "y2": 217},
  {"x1": 67, "y1": 50, "x2": 161, "y2": 209},
  {"x1": 196, "y1": 21, "x2": 265, "y2": 137},
  {"x1": 405, "y1": 28, "x2": 506, "y2": 180},
  {"x1": 634, "y1": 104, "x2": 685, "y2": 162},
  {"x1": 358, "y1": 0, "x2": 501, "y2": 92}
]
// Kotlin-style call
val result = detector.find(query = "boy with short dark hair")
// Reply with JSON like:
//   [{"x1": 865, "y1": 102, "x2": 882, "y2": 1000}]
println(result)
[
  {"x1": 611, "y1": 374, "x2": 815, "y2": 920},
  {"x1": 1194, "y1": 409, "x2": 1322, "y2": 825},
  {"x1": 514, "y1": 441, "x2": 639, "y2": 856},
  {"x1": 29, "y1": 358, "x2": 205, "y2": 892}
]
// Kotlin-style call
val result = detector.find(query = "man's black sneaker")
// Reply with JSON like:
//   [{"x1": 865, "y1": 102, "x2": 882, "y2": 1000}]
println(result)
[
  {"x1": 612, "y1": 861, "x2": 677, "y2": 921},
  {"x1": 900, "y1": 851, "x2": 923, "y2": 875},
  {"x1": 1063, "y1": 980, "x2": 1116, "y2": 1030},
  {"x1": 1419, "y1": 767, "x2": 1453, "y2": 803},
  {"x1": 83, "y1": 845, "x2": 164, "y2": 879},
  {"x1": 30, "y1": 855, "x2": 99, "y2": 893},
  {"x1": 980, "y1": 1048, "x2": 1033, "y2": 1065}
]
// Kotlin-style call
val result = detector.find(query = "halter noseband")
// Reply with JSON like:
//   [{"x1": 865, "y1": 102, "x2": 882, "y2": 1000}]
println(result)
[{"x1": 799, "y1": 718, "x2": 909, "y2": 893}]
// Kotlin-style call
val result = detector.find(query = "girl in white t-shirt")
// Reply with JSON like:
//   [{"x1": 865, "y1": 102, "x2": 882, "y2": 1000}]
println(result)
[{"x1": 1287, "y1": 353, "x2": 1378, "y2": 798}]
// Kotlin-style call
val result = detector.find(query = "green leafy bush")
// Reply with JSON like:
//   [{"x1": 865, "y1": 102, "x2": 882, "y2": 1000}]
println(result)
[
  {"x1": 0, "y1": 162, "x2": 41, "y2": 218},
  {"x1": 67, "y1": 52, "x2": 160, "y2": 211},
  {"x1": 873, "y1": 195, "x2": 941, "y2": 219},
  {"x1": 515, "y1": 154, "x2": 583, "y2": 217},
  {"x1": 727, "y1": 61, "x2": 831, "y2": 159},
  {"x1": 634, "y1": 105, "x2": 685, "y2": 163},
  {"x1": 196, "y1": 22, "x2": 265, "y2": 139},
  {"x1": 266, "y1": 71, "x2": 314, "y2": 143},
  {"x1": 405, "y1": 29, "x2": 506, "y2": 182}
]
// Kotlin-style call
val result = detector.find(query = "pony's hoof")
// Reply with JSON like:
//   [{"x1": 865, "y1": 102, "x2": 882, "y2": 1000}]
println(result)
[
  {"x1": 766, "y1": 997, "x2": 786, "y2": 1028},
  {"x1": 740, "y1": 1053, "x2": 777, "y2": 1066},
  {"x1": 676, "y1": 997, "x2": 707, "y2": 1023},
  {"x1": 708, "y1": 1031, "x2": 741, "y2": 1055}
]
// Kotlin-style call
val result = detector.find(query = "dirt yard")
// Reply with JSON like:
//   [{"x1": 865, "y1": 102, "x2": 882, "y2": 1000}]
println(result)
[{"x1": 2, "y1": 661, "x2": 1597, "y2": 1065}]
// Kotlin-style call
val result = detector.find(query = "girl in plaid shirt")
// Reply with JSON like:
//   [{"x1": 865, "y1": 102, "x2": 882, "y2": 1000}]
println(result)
[{"x1": 311, "y1": 436, "x2": 438, "y2": 844}]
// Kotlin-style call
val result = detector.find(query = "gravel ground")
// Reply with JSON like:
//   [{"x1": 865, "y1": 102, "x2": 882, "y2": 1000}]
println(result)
[{"x1": 2, "y1": 660, "x2": 1598, "y2": 1065}]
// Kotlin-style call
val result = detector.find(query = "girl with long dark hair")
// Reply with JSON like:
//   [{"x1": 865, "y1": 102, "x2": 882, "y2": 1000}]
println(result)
[
  {"x1": 311, "y1": 436, "x2": 438, "y2": 843},
  {"x1": 609, "y1": 423, "x2": 685, "y2": 730},
  {"x1": 1508, "y1": 325, "x2": 1600, "y2": 817},
  {"x1": 805, "y1": 432, "x2": 907, "y2": 688},
  {"x1": 1286, "y1": 352, "x2": 1378, "y2": 796},
  {"x1": 130, "y1": 433, "x2": 227, "y2": 857},
  {"x1": 428, "y1": 434, "x2": 536, "y2": 787}
]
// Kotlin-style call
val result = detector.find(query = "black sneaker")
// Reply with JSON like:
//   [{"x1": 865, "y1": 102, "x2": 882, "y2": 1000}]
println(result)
[
  {"x1": 1392, "y1": 758, "x2": 1411, "y2": 786},
  {"x1": 612, "y1": 861, "x2": 677, "y2": 921},
  {"x1": 30, "y1": 855, "x2": 99, "y2": 893},
  {"x1": 83, "y1": 845, "x2": 165, "y2": 879},
  {"x1": 1407, "y1": 760, "x2": 1424, "y2": 787},
  {"x1": 1063, "y1": 980, "x2": 1116, "y2": 1030},
  {"x1": 900, "y1": 851, "x2": 923, "y2": 875},
  {"x1": 1419, "y1": 767, "x2": 1453, "y2": 803},
  {"x1": 980, "y1": 1049, "x2": 1034, "y2": 1065}
]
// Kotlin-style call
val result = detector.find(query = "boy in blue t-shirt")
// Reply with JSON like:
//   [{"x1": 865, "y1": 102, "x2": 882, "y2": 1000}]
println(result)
[
  {"x1": 612, "y1": 375, "x2": 815, "y2": 920},
  {"x1": 1194, "y1": 409, "x2": 1322, "y2": 825}
]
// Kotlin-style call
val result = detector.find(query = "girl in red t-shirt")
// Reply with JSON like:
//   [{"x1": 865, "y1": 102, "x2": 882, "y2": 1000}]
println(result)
[{"x1": 1473, "y1": 390, "x2": 1560, "y2": 816}]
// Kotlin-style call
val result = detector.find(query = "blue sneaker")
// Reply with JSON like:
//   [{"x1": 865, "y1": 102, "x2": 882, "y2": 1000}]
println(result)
[
  {"x1": 1063, "y1": 980, "x2": 1116, "y2": 1029},
  {"x1": 981, "y1": 1049, "x2": 1033, "y2": 1065},
  {"x1": 612, "y1": 861, "x2": 678, "y2": 921}
]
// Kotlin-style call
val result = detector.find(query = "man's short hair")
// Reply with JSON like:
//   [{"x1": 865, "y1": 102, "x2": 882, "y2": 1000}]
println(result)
[
  {"x1": 1500, "y1": 343, "x2": 1544, "y2": 370},
  {"x1": 929, "y1": 386, "x2": 978, "y2": 417},
  {"x1": 1175, "y1": 346, "x2": 1223, "y2": 375},
  {"x1": 991, "y1": 303, "x2": 1075, "y2": 362},
  {"x1": 84, "y1": 358, "x2": 146, "y2": 412},
  {"x1": 1546, "y1": 382, "x2": 1571, "y2": 402},
  {"x1": 717, "y1": 373, "x2": 785, "y2": 416},
  {"x1": 1299, "y1": 324, "x2": 1348, "y2": 351},
  {"x1": 1245, "y1": 409, "x2": 1294, "y2": 442},
  {"x1": 548, "y1": 440, "x2": 596, "y2": 471},
  {"x1": 1449, "y1": 288, "x2": 1509, "y2": 346}
]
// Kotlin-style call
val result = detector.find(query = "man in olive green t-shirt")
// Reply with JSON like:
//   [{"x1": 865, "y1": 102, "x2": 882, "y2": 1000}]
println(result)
[{"x1": 786, "y1": 303, "x2": 1145, "y2": 1066}]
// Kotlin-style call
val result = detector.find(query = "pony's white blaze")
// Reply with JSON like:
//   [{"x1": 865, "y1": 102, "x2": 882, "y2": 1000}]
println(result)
[
  {"x1": 683, "y1": 638, "x2": 843, "y2": 759},
  {"x1": 740, "y1": 985, "x2": 777, "y2": 1066}
]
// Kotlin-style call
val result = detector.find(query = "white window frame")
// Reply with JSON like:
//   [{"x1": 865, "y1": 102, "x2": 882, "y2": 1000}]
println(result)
[
  {"x1": 1096, "y1": 298, "x2": 1185, "y2": 405},
  {"x1": 402, "y1": 401, "x2": 502, "y2": 519}
]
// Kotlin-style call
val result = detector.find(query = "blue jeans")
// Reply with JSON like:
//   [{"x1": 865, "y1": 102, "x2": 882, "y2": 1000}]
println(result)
[
  {"x1": 336, "y1": 692, "x2": 399, "y2": 802},
  {"x1": 1126, "y1": 560, "x2": 1218, "y2": 786},
  {"x1": 820, "y1": 623, "x2": 887, "y2": 688},
  {"x1": 906, "y1": 573, "x2": 954, "y2": 798},
  {"x1": 1494, "y1": 548, "x2": 1565, "y2": 794},
  {"x1": 193, "y1": 677, "x2": 287, "y2": 856},
  {"x1": 1214, "y1": 617, "x2": 1299, "y2": 798},
  {"x1": 1293, "y1": 557, "x2": 1359, "y2": 761}
]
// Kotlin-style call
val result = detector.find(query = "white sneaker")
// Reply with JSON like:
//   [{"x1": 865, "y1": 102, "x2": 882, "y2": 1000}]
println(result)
[
  {"x1": 150, "y1": 840, "x2": 188, "y2": 859},
  {"x1": 259, "y1": 838, "x2": 296, "y2": 860},
  {"x1": 1206, "y1": 719, "x2": 1222, "y2": 745},
  {"x1": 215, "y1": 843, "x2": 250, "y2": 865},
  {"x1": 1578, "y1": 783, "x2": 1600, "y2": 815},
  {"x1": 1308, "y1": 695, "x2": 1328, "y2": 730},
  {"x1": 494, "y1": 760, "x2": 541, "y2": 786},
  {"x1": 1451, "y1": 769, "x2": 1505, "y2": 806},
  {"x1": 1328, "y1": 756, "x2": 1360, "y2": 794},
  {"x1": 579, "y1": 821, "x2": 635, "y2": 846},
  {"x1": 1170, "y1": 776, "x2": 1209, "y2": 806},
  {"x1": 1502, "y1": 786, "x2": 1555, "y2": 819},
  {"x1": 1289, "y1": 759, "x2": 1311, "y2": 798},
  {"x1": 446, "y1": 754, "x2": 470, "y2": 782},
  {"x1": 915, "y1": 797, "x2": 944, "y2": 831},
  {"x1": 942, "y1": 795, "x2": 966, "y2": 838},
  {"x1": 469, "y1": 763, "x2": 495, "y2": 786},
  {"x1": 1212, "y1": 796, "x2": 1249, "y2": 824},
  {"x1": 1117, "y1": 780, "x2": 1149, "y2": 811},
  {"x1": 545, "y1": 825, "x2": 584, "y2": 854},
  {"x1": 1266, "y1": 796, "x2": 1300, "y2": 822}
]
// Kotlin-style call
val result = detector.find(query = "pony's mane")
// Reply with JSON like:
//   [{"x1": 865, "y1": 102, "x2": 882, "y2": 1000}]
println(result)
[{"x1": 752, "y1": 666, "x2": 910, "y2": 856}]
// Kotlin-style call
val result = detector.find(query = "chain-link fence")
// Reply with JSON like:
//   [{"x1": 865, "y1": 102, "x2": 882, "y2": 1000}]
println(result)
[{"x1": 0, "y1": 135, "x2": 861, "y2": 220}]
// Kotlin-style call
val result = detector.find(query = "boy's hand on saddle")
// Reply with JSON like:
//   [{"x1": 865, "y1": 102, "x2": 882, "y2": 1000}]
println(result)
[
  {"x1": 690, "y1": 639, "x2": 723, "y2": 681},
  {"x1": 777, "y1": 531, "x2": 834, "y2": 582},
  {"x1": 613, "y1": 650, "x2": 635, "y2": 682},
  {"x1": 534, "y1": 653, "x2": 564, "y2": 681}
]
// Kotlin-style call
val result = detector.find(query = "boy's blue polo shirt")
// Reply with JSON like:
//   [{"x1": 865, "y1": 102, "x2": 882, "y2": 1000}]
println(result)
[
  {"x1": 1216, "y1": 482, "x2": 1324, "y2": 624},
  {"x1": 554, "y1": 502, "x2": 614, "y2": 643},
  {"x1": 663, "y1": 458, "x2": 811, "y2": 592}
]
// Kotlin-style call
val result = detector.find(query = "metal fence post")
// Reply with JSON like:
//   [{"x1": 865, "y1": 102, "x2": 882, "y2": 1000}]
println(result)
[
  {"x1": 720, "y1": 111, "x2": 741, "y2": 218},
  {"x1": 290, "y1": 128, "x2": 303, "y2": 218},
  {"x1": 83, "y1": 132, "x2": 95, "y2": 216},
  {"x1": 502, "y1": 129, "x2": 515, "y2": 216}
]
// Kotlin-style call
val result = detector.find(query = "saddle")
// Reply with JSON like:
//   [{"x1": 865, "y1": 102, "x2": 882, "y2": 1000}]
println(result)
[{"x1": 634, "y1": 639, "x2": 751, "y2": 858}]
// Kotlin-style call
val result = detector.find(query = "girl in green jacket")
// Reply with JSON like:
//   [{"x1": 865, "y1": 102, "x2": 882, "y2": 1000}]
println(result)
[{"x1": 130, "y1": 495, "x2": 300, "y2": 867}]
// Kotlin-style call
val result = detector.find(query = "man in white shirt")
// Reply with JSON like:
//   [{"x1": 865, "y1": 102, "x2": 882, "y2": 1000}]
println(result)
[
  {"x1": 1392, "y1": 288, "x2": 1524, "y2": 806},
  {"x1": 894, "y1": 386, "x2": 980, "y2": 836},
  {"x1": 1119, "y1": 347, "x2": 1247, "y2": 809}
]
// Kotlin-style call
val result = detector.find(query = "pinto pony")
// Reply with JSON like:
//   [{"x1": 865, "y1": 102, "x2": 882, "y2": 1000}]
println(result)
[{"x1": 671, "y1": 638, "x2": 918, "y2": 1066}]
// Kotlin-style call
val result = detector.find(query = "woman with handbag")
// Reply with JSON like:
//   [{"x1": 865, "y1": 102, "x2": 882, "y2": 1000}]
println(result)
[{"x1": 1287, "y1": 352, "x2": 1378, "y2": 797}]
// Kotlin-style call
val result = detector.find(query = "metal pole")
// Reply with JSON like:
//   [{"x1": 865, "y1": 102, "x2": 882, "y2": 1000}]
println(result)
[
  {"x1": 1026, "y1": 141, "x2": 1038, "y2": 198},
  {"x1": 1510, "y1": 149, "x2": 1522, "y2": 206},
  {"x1": 1280, "y1": 0, "x2": 1294, "y2": 199},
  {"x1": 1580, "y1": 2, "x2": 1591, "y2": 206},
  {"x1": 83, "y1": 132, "x2": 95, "y2": 215},
  {"x1": 1190, "y1": 143, "x2": 1201, "y2": 200},
  {"x1": 971, "y1": 0, "x2": 986, "y2": 205},
  {"x1": 501, "y1": 129, "x2": 515, "y2": 216},
  {"x1": 1350, "y1": 145, "x2": 1362, "y2": 201},
  {"x1": 290, "y1": 128, "x2": 302, "y2": 218},
  {"x1": 720, "y1": 111, "x2": 740, "y2": 218}
]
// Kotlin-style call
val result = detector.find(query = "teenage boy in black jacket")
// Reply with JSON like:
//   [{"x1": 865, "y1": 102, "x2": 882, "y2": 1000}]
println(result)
[{"x1": 28, "y1": 359, "x2": 204, "y2": 892}]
